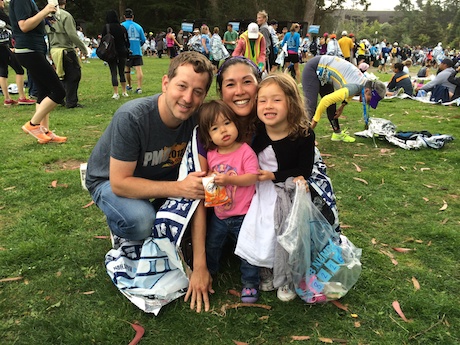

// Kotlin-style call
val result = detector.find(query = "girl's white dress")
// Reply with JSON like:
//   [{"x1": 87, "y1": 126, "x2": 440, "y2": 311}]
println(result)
[{"x1": 235, "y1": 146, "x2": 278, "y2": 268}]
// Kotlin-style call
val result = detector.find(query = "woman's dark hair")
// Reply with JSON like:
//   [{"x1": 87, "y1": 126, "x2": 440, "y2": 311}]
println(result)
[
  {"x1": 106, "y1": 10, "x2": 119, "y2": 24},
  {"x1": 198, "y1": 100, "x2": 243, "y2": 150},
  {"x1": 216, "y1": 56, "x2": 262, "y2": 97}
]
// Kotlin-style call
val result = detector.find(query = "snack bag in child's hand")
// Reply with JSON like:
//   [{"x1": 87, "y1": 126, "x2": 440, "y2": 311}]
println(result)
[{"x1": 203, "y1": 175, "x2": 231, "y2": 207}]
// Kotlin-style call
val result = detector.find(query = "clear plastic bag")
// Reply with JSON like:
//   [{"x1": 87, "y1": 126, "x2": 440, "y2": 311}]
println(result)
[{"x1": 278, "y1": 183, "x2": 362, "y2": 303}]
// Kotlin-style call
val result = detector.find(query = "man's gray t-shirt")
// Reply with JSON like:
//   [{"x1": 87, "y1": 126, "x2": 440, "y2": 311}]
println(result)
[{"x1": 86, "y1": 94, "x2": 196, "y2": 192}]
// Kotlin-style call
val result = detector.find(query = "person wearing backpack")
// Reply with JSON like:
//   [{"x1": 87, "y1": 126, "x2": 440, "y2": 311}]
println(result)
[
  {"x1": 309, "y1": 36, "x2": 318, "y2": 57},
  {"x1": 102, "y1": 10, "x2": 130, "y2": 100}
]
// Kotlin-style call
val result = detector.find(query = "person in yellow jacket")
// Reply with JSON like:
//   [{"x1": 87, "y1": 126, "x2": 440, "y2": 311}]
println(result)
[
  {"x1": 338, "y1": 31, "x2": 354, "y2": 62},
  {"x1": 232, "y1": 22, "x2": 266, "y2": 72},
  {"x1": 302, "y1": 55, "x2": 386, "y2": 142}
]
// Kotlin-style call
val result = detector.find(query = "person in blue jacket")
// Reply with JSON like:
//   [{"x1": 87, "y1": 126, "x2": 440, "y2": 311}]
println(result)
[{"x1": 122, "y1": 8, "x2": 145, "y2": 94}]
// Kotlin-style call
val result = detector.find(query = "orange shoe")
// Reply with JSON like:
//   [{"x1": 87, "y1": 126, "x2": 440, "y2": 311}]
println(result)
[
  {"x1": 43, "y1": 128, "x2": 67, "y2": 143},
  {"x1": 22, "y1": 121, "x2": 51, "y2": 144}
]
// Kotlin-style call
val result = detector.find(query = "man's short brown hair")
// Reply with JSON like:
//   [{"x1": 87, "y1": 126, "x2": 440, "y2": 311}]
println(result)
[{"x1": 167, "y1": 51, "x2": 214, "y2": 93}]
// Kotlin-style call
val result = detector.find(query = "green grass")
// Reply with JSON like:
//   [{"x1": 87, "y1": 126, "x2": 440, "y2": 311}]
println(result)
[{"x1": 0, "y1": 58, "x2": 459, "y2": 345}]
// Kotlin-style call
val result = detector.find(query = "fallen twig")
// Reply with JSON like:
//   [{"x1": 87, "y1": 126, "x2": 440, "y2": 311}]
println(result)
[{"x1": 409, "y1": 314, "x2": 446, "y2": 340}]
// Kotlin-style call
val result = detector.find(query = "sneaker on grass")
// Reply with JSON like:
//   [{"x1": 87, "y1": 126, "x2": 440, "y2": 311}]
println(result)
[
  {"x1": 277, "y1": 284, "x2": 297, "y2": 302},
  {"x1": 42, "y1": 128, "x2": 67, "y2": 143},
  {"x1": 4, "y1": 99, "x2": 18, "y2": 106},
  {"x1": 18, "y1": 98, "x2": 37, "y2": 105},
  {"x1": 331, "y1": 130, "x2": 355, "y2": 143},
  {"x1": 241, "y1": 287, "x2": 259, "y2": 303},
  {"x1": 22, "y1": 121, "x2": 51, "y2": 144},
  {"x1": 135, "y1": 88, "x2": 142, "y2": 94},
  {"x1": 112, "y1": 93, "x2": 120, "y2": 100}
]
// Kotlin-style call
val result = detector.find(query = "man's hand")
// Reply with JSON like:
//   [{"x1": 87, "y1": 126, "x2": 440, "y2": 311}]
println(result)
[
  {"x1": 178, "y1": 171, "x2": 206, "y2": 199},
  {"x1": 184, "y1": 266, "x2": 214, "y2": 313}
]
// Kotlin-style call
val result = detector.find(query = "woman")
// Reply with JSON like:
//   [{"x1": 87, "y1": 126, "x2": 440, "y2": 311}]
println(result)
[
  {"x1": 204, "y1": 56, "x2": 340, "y2": 292},
  {"x1": 210, "y1": 27, "x2": 229, "y2": 72},
  {"x1": 166, "y1": 27, "x2": 182, "y2": 59},
  {"x1": 0, "y1": 0, "x2": 36, "y2": 106},
  {"x1": 9, "y1": 0, "x2": 66, "y2": 143},
  {"x1": 200, "y1": 25, "x2": 211, "y2": 59},
  {"x1": 103, "y1": 10, "x2": 130, "y2": 100},
  {"x1": 281, "y1": 23, "x2": 301, "y2": 82}
]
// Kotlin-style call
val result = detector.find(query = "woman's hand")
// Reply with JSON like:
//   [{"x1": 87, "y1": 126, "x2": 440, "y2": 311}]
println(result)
[
  {"x1": 334, "y1": 104, "x2": 346, "y2": 119},
  {"x1": 310, "y1": 120, "x2": 318, "y2": 129},
  {"x1": 258, "y1": 170, "x2": 275, "y2": 181}
]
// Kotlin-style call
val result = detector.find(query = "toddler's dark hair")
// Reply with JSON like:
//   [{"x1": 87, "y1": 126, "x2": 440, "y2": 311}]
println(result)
[{"x1": 198, "y1": 100, "x2": 243, "y2": 151}]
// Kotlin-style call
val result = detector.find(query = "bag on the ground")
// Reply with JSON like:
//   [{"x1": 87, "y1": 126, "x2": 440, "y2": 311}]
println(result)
[
  {"x1": 278, "y1": 183, "x2": 362, "y2": 304},
  {"x1": 96, "y1": 24, "x2": 117, "y2": 62}
]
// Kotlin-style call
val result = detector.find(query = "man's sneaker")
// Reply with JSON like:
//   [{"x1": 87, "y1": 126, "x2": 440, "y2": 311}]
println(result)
[
  {"x1": 17, "y1": 97, "x2": 37, "y2": 105},
  {"x1": 241, "y1": 287, "x2": 259, "y2": 303},
  {"x1": 4, "y1": 99, "x2": 18, "y2": 106},
  {"x1": 135, "y1": 88, "x2": 142, "y2": 94},
  {"x1": 396, "y1": 87, "x2": 405, "y2": 96},
  {"x1": 126, "y1": 85, "x2": 132, "y2": 91},
  {"x1": 331, "y1": 130, "x2": 356, "y2": 143},
  {"x1": 42, "y1": 128, "x2": 67, "y2": 143},
  {"x1": 277, "y1": 284, "x2": 297, "y2": 302},
  {"x1": 122, "y1": 92, "x2": 129, "y2": 97},
  {"x1": 112, "y1": 93, "x2": 120, "y2": 100},
  {"x1": 22, "y1": 121, "x2": 51, "y2": 144},
  {"x1": 259, "y1": 267, "x2": 275, "y2": 291}
]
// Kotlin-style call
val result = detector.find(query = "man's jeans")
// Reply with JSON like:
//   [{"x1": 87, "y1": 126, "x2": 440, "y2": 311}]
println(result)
[
  {"x1": 206, "y1": 212, "x2": 259, "y2": 289},
  {"x1": 90, "y1": 180, "x2": 155, "y2": 240}
]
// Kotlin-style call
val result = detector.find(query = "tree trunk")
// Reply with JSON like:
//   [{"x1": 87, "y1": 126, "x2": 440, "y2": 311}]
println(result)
[
  {"x1": 303, "y1": 0, "x2": 317, "y2": 27},
  {"x1": 119, "y1": 0, "x2": 126, "y2": 21}
]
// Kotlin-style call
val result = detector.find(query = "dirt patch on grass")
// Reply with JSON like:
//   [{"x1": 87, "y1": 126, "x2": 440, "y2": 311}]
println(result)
[{"x1": 45, "y1": 159, "x2": 85, "y2": 172}]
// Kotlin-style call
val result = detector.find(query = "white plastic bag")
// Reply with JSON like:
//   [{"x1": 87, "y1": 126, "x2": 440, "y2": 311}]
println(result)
[{"x1": 278, "y1": 183, "x2": 362, "y2": 303}]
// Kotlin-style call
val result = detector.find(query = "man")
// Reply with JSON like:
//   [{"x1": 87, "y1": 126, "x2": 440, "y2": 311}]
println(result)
[
  {"x1": 232, "y1": 22, "x2": 266, "y2": 72},
  {"x1": 46, "y1": 0, "x2": 88, "y2": 108},
  {"x1": 222, "y1": 23, "x2": 237, "y2": 56},
  {"x1": 302, "y1": 55, "x2": 386, "y2": 142},
  {"x1": 122, "y1": 8, "x2": 145, "y2": 94},
  {"x1": 85, "y1": 52, "x2": 214, "y2": 312},
  {"x1": 338, "y1": 31, "x2": 354, "y2": 61},
  {"x1": 256, "y1": 10, "x2": 272, "y2": 71},
  {"x1": 386, "y1": 62, "x2": 413, "y2": 96},
  {"x1": 417, "y1": 58, "x2": 456, "y2": 99}
]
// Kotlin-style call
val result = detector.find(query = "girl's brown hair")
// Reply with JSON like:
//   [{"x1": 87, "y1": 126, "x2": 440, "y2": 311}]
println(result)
[
  {"x1": 257, "y1": 73, "x2": 310, "y2": 138},
  {"x1": 198, "y1": 100, "x2": 243, "y2": 150}
]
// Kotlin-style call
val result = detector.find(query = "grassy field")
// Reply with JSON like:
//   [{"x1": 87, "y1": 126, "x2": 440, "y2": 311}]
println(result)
[{"x1": 0, "y1": 57, "x2": 459, "y2": 345}]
